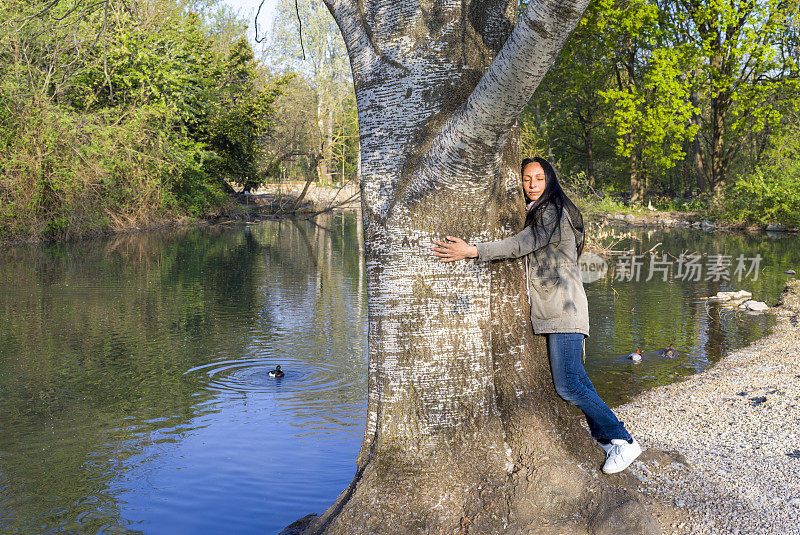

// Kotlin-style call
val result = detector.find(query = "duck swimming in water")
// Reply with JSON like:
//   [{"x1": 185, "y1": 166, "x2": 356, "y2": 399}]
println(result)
[
  {"x1": 268, "y1": 365, "x2": 285, "y2": 378},
  {"x1": 628, "y1": 348, "x2": 642, "y2": 362},
  {"x1": 661, "y1": 344, "x2": 675, "y2": 358}
]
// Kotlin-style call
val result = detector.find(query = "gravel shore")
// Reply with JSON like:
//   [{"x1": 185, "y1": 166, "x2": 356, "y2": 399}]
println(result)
[{"x1": 614, "y1": 281, "x2": 800, "y2": 534}]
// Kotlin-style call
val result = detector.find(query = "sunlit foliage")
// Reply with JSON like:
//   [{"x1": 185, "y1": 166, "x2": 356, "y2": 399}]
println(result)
[{"x1": 0, "y1": 0, "x2": 284, "y2": 240}]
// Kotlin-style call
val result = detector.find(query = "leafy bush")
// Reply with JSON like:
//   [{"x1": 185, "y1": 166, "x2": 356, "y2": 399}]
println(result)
[
  {"x1": 647, "y1": 194, "x2": 710, "y2": 213},
  {"x1": 726, "y1": 128, "x2": 800, "y2": 227},
  {"x1": 0, "y1": 92, "x2": 189, "y2": 240},
  {"x1": 0, "y1": 1, "x2": 283, "y2": 241}
]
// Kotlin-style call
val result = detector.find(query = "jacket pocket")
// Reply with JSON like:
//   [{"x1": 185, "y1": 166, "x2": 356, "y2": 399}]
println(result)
[{"x1": 529, "y1": 276, "x2": 564, "y2": 320}]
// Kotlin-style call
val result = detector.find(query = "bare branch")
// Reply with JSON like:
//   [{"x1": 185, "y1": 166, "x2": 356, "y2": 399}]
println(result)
[
  {"x1": 29, "y1": 0, "x2": 107, "y2": 38},
  {"x1": 102, "y1": 2, "x2": 113, "y2": 101},
  {"x1": 11, "y1": 0, "x2": 61, "y2": 26},
  {"x1": 295, "y1": 0, "x2": 306, "y2": 60},
  {"x1": 254, "y1": 0, "x2": 305, "y2": 61},
  {"x1": 57, "y1": 1, "x2": 111, "y2": 88},
  {"x1": 50, "y1": 1, "x2": 83, "y2": 21},
  {"x1": 254, "y1": 0, "x2": 268, "y2": 43}
]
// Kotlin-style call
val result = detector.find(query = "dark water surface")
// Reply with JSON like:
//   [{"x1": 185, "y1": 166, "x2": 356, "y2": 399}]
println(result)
[{"x1": 0, "y1": 214, "x2": 797, "y2": 533}]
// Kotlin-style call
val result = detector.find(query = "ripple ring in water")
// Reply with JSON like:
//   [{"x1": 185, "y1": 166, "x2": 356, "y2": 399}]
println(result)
[{"x1": 183, "y1": 358, "x2": 354, "y2": 396}]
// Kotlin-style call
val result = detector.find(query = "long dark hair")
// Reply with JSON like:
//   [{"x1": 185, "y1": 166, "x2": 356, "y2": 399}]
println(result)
[{"x1": 523, "y1": 157, "x2": 585, "y2": 257}]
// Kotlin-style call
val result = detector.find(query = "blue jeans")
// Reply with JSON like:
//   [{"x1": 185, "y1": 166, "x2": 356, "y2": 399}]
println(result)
[{"x1": 547, "y1": 332, "x2": 631, "y2": 442}]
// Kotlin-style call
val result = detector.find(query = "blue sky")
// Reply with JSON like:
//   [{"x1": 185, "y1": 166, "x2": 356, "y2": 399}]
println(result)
[
  {"x1": 222, "y1": 0, "x2": 277, "y2": 20},
  {"x1": 222, "y1": 0, "x2": 278, "y2": 44}
]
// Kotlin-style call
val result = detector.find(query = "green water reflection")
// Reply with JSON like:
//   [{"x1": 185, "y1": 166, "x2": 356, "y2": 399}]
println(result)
[{"x1": 586, "y1": 225, "x2": 794, "y2": 406}]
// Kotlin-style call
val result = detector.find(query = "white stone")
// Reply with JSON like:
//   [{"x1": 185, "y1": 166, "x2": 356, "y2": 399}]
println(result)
[
  {"x1": 710, "y1": 290, "x2": 753, "y2": 306},
  {"x1": 743, "y1": 300, "x2": 769, "y2": 311}
]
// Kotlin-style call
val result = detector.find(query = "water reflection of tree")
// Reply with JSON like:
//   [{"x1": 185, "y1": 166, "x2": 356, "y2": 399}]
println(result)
[
  {"x1": 586, "y1": 227, "x2": 794, "y2": 406},
  {"x1": 3, "y1": 219, "x2": 791, "y2": 530},
  {"x1": 0, "y1": 226, "x2": 268, "y2": 532},
  {"x1": 253, "y1": 214, "x2": 367, "y2": 426},
  {"x1": 0, "y1": 217, "x2": 371, "y2": 531}
]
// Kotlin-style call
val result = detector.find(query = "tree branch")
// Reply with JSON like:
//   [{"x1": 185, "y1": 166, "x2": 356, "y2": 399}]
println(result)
[
  {"x1": 11, "y1": 0, "x2": 61, "y2": 26},
  {"x1": 436, "y1": 0, "x2": 590, "y2": 158},
  {"x1": 57, "y1": 1, "x2": 110, "y2": 88},
  {"x1": 294, "y1": 0, "x2": 306, "y2": 59}
]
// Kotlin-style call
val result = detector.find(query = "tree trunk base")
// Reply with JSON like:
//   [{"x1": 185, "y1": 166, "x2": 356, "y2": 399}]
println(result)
[{"x1": 282, "y1": 444, "x2": 664, "y2": 535}]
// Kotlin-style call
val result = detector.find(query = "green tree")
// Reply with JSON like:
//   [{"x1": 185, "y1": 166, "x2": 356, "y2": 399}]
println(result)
[
  {"x1": 527, "y1": 0, "x2": 699, "y2": 202},
  {"x1": 597, "y1": 0, "x2": 699, "y2": 203},
  {"x1": 205, "y1": 37, "x2": 287, "y2": 192},
  {"x1": 727, "y1": 118, "x2": 800, "y2": 226},
  {"x1": 662, "y1": 0, "x2": 800, "y2": 202},
  {"x1": 526, "y1": 1, "x2": 617, "y2": 189},
  {"x1": 527, "y1": 0, "x2": 799, "y2": 207},
  {"x1": 0, "y1": 0, "x2": 283, "y2": 239}
]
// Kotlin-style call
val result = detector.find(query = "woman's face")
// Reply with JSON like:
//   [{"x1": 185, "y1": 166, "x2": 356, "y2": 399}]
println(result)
[{"x1": 522, "y1": 162, "x2": 547, "y2": 201}]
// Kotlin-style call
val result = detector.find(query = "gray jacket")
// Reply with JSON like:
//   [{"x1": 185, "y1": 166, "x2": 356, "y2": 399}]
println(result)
[{"x1": 475, "y1": 205, "x2": 590, "y2": 336}]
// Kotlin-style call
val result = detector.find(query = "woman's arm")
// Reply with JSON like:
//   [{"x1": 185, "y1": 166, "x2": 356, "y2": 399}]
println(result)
[{"x1": 431, "y1": 204, "x2": 559, "y2": 263}]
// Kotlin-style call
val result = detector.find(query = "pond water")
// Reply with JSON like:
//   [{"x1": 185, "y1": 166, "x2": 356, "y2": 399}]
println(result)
[{"x1": 0, "y1": 213, "x2": 797, "y2": 534}]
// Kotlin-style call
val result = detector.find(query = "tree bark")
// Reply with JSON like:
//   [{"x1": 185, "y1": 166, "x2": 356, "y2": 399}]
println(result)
[
  {"x1": 289, "y1": 1, "x2": 661, "y2": 533},
  {"x1": 585, "y1": 130, "x2": 596, "y2": 189},
  {"x1": 708, "y1": 43, "x2": 730, "y2": 205},
  {"x1": 629, "y1": 145, "x2": 645, "y2": 204},
  {"x1": 710, "y1": 87, "x2": 729, "y2": 203},
  {"x1": 327, "y1": 105, "x2": 335, "y2": 183},
  {"x1": 688, "y1": 88, "x2": 707, "y2": 194}
]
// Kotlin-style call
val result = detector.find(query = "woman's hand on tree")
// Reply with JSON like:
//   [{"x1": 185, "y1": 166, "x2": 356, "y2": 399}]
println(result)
[{"x1": 431, "y1": 236, "x2": 478, "y2": 262}]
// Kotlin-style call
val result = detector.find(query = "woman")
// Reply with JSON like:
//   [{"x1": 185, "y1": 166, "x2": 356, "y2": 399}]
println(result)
[{"x1": 431, "y1": 157, "x2": 641, "y2": 475}]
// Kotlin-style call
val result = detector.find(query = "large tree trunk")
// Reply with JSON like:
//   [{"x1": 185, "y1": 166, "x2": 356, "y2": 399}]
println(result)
[
  {"x1": 327, "y1": 106, "x2": 335, "y2": 183},
  {"x1": 629, "y1": 146, "x2": 646, "y2": 204},
  {"x1": 709, "y1": 51, "x2": 729, "y2": 205},
  {"x1": 688, "y1": 88, "x2": 707, "y2": 194},
  {"x1": 291, "y1": 1, "x2": 661, "y2": 533},
  {"x1": 317, "y1": 96, "x2": 332, "y2": 183},
  {"x1": 585, "y1": 130, "x2": 596, "y2": 189},
  {"x1": 709, "y1": 91, "x2": 728, "y2": 203}
]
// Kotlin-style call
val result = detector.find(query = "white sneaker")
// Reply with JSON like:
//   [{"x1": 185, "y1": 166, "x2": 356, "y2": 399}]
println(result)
[{"x1": 602, "y1": 438, "x2": 642, "y2": 474}]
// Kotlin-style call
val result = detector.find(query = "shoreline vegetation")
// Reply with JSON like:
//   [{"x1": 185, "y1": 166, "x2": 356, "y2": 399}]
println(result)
[
  {"x1": 2, "y1": 0, "x2": 797, "y2": 248},
  {"x1": 3, "y1": 183, "x2": 797, "y2": 248}
]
